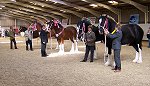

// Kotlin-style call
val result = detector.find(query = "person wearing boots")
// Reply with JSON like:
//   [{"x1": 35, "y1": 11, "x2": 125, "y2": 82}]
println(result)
[
  {"x1": 80, "y1": 25, "x2": 96, "y2": 62},
  {"x1": 8, "y1": 26, "x2": 18, "y2": 49},
  {"x1": 104, "y1": 24, "x2": 122, "y2": 72},
  {"x1": 40, "y1": 25, "x2": 49, "y2": 57},
  {"x1": 24, "y1": 27, "x2": 33, "y2": 51}
]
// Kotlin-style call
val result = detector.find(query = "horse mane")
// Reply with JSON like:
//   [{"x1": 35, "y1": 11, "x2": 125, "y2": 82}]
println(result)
[{"x1": 101, "y1": 14, "x2": 117, "y2": 23}]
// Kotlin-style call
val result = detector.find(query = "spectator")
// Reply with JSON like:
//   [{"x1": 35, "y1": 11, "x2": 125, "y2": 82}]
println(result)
[
  {"x1": 8, "y1": 26, "x2": 18, "y2": 49},
  {"x1": 80, "y1": 25, "x2": 96, "y2": 62},
  {"x1": 24, "y1": 27, "x2": 33, "y2": 51}
]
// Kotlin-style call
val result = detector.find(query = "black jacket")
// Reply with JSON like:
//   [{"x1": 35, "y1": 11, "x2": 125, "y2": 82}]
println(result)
[
  {"x1": 147, "y1": 34, "x2": 150, "y2": 39},
  {"x1": 40, "y1": 29, "x2": 48, "y2": 43}
]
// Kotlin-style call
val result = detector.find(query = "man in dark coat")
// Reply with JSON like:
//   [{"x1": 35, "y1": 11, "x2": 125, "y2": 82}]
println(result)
[
  {"x1": 40, "y1": 25, "x2": 49, "y2": 57},
  {"x1": 104, "y1": 24, "x2": 122, "y2": 72},
  {"x1": 80, "y1": 25, "x2": 96, "y2": 62}
]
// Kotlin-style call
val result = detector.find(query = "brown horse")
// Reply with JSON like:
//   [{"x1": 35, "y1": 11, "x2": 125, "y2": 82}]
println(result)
[
  {"x1": 47, "y1": 20, "x2": 78, "y2": 53},
  {"x1": 19, "y1": 22, "x2": 58, "y2": 49}
]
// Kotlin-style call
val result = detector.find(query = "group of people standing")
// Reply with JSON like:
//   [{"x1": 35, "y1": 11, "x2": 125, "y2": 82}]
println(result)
[
  {"x1": 7, "y1": 23, "x2": 150, "y2": 73},
  {"x1": 80, "y1": 24, "x2": 122, "y2": 72},
  {"x1": 8, "y1": 25, "x2": 49, "y2": 57}
]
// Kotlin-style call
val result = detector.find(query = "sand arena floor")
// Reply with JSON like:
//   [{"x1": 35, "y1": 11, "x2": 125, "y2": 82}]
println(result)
[{"x1": 0, "y1": 36, "x2": 150, "y2": 86}]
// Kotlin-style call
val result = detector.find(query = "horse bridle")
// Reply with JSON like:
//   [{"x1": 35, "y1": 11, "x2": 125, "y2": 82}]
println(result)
[
  {"x1": 99, "y1": 17, "x2": 108, "y2": 30},
  {"x1": 48, "y1": 20, "x2": 64, "y2": 38}
]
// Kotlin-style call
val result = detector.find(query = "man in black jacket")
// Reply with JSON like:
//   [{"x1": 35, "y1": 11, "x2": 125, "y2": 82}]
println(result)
[{"x1": 40, "y1": 25, "x2": 49, "y2": 57}]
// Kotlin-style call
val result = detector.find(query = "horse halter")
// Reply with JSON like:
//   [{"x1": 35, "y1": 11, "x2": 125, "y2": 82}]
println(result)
[
  {"x1": 50, "y1": 20, "x2": 64, "y2": 38},
  {"x1": 28, "y1": 23, "x2": 37, "y2": 31},
  {"x1": 99, "y1": 17, "x2": 108, "y2": 30}
]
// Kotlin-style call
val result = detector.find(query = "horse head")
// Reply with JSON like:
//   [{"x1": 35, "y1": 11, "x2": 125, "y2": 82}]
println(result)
[
  {"x1": 98, "y1": 15, "x2": 117, "y2": 41},
  {"x1": 77, "y1": 18, "x2": 92, "y2": 41},
  {"x1": 19, "y1": 26, "x2": 27, "y2": 32},
  {"x1": 46, "y1": 20, "x2": 64, "y2": 38}
]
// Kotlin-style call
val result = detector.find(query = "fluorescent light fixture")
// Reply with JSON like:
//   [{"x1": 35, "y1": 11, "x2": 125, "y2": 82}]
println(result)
[
  {"x1": 81, "y1": 0, "x2": 86, "y2": 1},
  {"x1": 89, "y1": 4, "x2": 98, "y2": 7},
  {"x1": 11, "y1": 0, "x2": 16, "y2": 2},
  {"x1": 54, "y1": 2, "x2": 57, "y2": 4},
  {"x1": 60, "y1": 10, "x2": 66, "y2": 12},
  {"x1": 108, "y1": 0, "x2": 118, "y2": 5},
  {"x1": 0, "y1": 8, "x2": 2, "y2": 9},
  {"x1": 1, "y1": 5, "x2": 5, "y2": 7}
]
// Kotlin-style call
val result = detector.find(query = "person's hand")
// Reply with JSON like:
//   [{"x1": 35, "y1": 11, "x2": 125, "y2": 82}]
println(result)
[
  {"x1": 87, "y1": 39, "x2": 91, "y2": 42},
  {"x1": 56, "y1": 34, "x2": 59, "y2": 37},
  {"x1": 104, "y1": 29, "x2": 109, "y2": 35},
  {"x1": 43, "y1": 42, "x2": 45, "y2": 44}
]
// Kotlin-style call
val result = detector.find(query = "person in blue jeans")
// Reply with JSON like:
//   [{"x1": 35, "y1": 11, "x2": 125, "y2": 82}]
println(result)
[
  {"x1": 104, "y1": 24, "x2": 122, "y2": 72},
  {"x1": 147, "y1": 27, "x2": 150, "y2": 48}
]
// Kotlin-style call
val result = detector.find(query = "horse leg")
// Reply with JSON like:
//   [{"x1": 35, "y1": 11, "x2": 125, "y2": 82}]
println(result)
[
  {"x1": 58, "y1": 39, "x2": 63, "y2": 54},
  {"x1": 55, "y1": 42, "x2": 59, "y2": 50},
  {"x1": 105, "y1": 47, "x2": 112, "y2": 66},
  {"x1": 61, "y1": 38, "x2": 65, "y2": 53},
  {"x1": 137, "y1": 44, "x2": 142, "y2": 63},
  {"x1": 132, "y1": 44, "x2": 139, "y2": 63},
  {"x1": 75, "y1": 40, "x2": 78, "y2": 52},
  {"x1": 70, "y1": 38, "x2": 75, "y2": 53},
  {"x1": 75, "y1": 32, "x2": 79, "y2": 52},
  {"x1": 94, "y1": 50, "x2": 97, "y2": 60}
]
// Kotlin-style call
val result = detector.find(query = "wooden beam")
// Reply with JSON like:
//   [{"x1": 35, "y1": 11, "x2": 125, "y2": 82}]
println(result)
[
  {"x1": 0, "y1": 10, "x2": 45, "y2": 24},
  {"x1": 0, "y1": 14, "x2": 32, "y2": 23},
  {"x1": 3, "y1": 4, "x2": 61, "y2": 19},
  {"x1": 0, "y1": 13, "x2": 33, "y2": 23},
  {"x1": 85, "y1": 0, "x2": 120, "y2": 15},
  {"x1": 3, "y1": 7, "x2": 49, "y2": 22},
  {"x1": 13, "y1": 1, "x2": 69, "y2": 18},
  {"x1": 22, "y1": 0, "x2": 83, "y2": 18},
  {"x1": 50, "y1": 0, "x2": 100, "y2": 17},
  {"x1": 120, "y1": 0, "x2": 148, "y2": 23}
]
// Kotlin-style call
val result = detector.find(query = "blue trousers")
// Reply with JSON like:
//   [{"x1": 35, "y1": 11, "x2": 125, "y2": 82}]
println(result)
[
  {"x1": 148, "y1": 39, "x2": 150, "y2": 47},
  {"x1": 41, "y1": 43, "x2": 47, "y2": 56},
  {"x1": 114, "y1": 49, "x2": 121, "y2": 69},
  {"x1": 26, "y1": 39, "x2": 33, "y2": 50}
]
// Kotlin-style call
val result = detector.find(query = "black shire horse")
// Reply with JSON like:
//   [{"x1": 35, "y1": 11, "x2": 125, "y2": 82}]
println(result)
[
  {"x1": 98, "y1": 15, "x2": 144, "y2": 65},
  {"x1": 77, "y1": 17, "x2": 103, "y2": 59},
  {"x1": 77, "y1": 17, "x2": 102, "y2": 42}
]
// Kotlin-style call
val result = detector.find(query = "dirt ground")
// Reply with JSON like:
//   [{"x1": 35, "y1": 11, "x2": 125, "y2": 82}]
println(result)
[{"x1": 0, "y1": 37, "x2": 150, "y2": 86}]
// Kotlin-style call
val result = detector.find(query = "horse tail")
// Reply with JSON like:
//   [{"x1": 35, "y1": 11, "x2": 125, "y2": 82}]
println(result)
[{"x1": 136, "y1": 25, "x2": 144, "y2": 50}]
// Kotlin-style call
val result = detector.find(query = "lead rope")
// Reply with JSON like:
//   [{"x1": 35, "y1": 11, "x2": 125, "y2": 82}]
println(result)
[{"x1": 103, "y1": 18, "x2": 108, "y2": 63}]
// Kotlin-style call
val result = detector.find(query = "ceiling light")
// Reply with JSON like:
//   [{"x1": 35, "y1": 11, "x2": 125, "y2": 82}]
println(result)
[
  {"x1": 11, "y1": 0, "x2": 16, "y2": 2},
  {"x1": 89, "y1": 4, "x2": 98, "y2": 7},
  {"x1": 108, "y1": 0, "x2": 118, "y2": 5},
  {"x1": 0, "y1": 8, "x2": 2, "y2": 9},
  {"x1": 1, "y1": 5, "x2": 5, "y2": 7},
  {"x1": 54, "y1": 2, "x2": 57, "y2": 4},
  {"x1": 81, "y1": 0, "x2": 86, "y2": 2},
  {"x1": 41, "y1": 5, "x2": 44, "y2": 7},
  {"x1": 60, "y1": 10, "x2": 66, "y2": 12}
]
